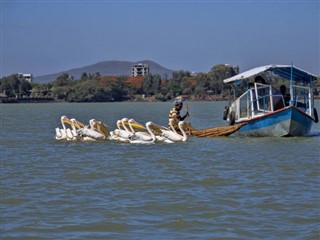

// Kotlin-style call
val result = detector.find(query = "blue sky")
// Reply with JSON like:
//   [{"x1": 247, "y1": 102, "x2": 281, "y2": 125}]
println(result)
[{"x1": 1, "y1": 0, "x2": 319, "y2": 78}]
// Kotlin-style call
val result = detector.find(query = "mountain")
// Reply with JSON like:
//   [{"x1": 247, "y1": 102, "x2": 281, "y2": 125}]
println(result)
[{"x1": 33, "y1": 60, "x2": 175, "y2": 83}]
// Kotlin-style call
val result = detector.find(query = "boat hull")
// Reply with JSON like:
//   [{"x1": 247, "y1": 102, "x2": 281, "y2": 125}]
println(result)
[{"x1": 234, "y1": 106, "x2": 314, "y2": 137}]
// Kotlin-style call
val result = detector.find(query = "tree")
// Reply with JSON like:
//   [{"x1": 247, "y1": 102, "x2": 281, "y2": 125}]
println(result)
[
  {"x1": 208, "y1": 64, "x2": 238, "y2": 95},
  {"x1": 81, "y1": 72, "x2": 88, "y2": 81},
  {"x1": 20, "y1": 80, "x2": 32, "y2": 97},
  {"x1": 0, "y1": 74, "x2": 31, "y2": 97},
  {"x1": 53, "y1": 73, "x2": 72, "y2": 87}
]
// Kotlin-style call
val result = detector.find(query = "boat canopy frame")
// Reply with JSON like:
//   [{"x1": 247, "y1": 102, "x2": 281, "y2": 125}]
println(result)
[{"x1": 223, "y1": 64, "x2": 317, "y2": 85}]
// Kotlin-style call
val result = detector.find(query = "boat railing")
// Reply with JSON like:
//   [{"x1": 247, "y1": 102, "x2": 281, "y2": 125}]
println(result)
[
  {"x1": 291, "y1": 84, "x2": 312, "y2": 116},
  {"x1": 234, "y1": 86, "x2": 286, "y2": 120},
  {"x1": 233, "y1": 83, "x2": 313, "y2": 121}
]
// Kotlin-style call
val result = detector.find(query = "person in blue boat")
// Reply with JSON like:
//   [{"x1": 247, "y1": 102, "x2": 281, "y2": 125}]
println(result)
[
  {"x1": 254, "y1": 75, "x2": 284, "y2": 111},
  {"x1": 168, "y1": 98, "x2": 189, "y2": 131}
]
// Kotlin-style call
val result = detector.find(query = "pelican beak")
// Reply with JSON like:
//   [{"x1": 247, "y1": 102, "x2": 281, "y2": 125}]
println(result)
[
  {"x1": 128, "y1": 119, "x2": 145, "y2": 130},
  {"x1": 131, "y1": 122, "x2": 145, "y2": 130},
  {"x1": 77, "y1": 121, "x2": 85, "y2": 128},
  {"x1": 62, "y1": 119, "x2": 73, "y2": 125},
  {"x1": 149, "y1": 123, "x2": 167, "y2": 133}
]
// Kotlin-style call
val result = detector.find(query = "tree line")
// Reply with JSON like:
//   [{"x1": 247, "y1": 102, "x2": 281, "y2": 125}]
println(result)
[{"x1": 1, "y1": 64, "x2": 319, "y2": 102}]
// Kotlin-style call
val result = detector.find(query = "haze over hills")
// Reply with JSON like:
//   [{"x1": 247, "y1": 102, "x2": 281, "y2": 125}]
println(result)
[{"x1": 33, "y1": 60, "x2": 175, "y2": 83}]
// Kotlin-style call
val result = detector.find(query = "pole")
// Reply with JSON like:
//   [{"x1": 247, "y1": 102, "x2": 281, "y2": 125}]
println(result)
[
  {"x1": 186, "y1": 99, "x2": 190, "y2": 124},
  {"x1": 290, "y1": 62, "x2": 293, "y2": 105}
]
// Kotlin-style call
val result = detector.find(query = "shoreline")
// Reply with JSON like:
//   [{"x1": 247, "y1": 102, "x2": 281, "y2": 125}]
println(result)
[
  {"x1": 0, "y1": 95, "x2": 230, "y2": 104},
  {"x1": 1, "y1": 95, "x2": 319, "y2": 104}
]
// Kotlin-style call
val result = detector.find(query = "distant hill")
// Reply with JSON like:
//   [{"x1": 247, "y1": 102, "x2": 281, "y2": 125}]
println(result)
[{"x1": 33, "y1": 60, "x2": 175, "y2": 83}]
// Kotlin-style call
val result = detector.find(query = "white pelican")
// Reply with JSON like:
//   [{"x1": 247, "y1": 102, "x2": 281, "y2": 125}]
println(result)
[
  {"x1": 112, "y1": 129, "x2": 131, "y2": 142},
  {"x1": 111, "y1": 118, "x2": 134, "y2": 142},
  {"x1": 55, "y1": 115, "x2": 72, "y2": 140},
  {"x1": 128, "y1": 121, "x2": 156, "y2": 144},
  {"x1": 113, "y1": 119, "x2": 132, "y2": 139},
  {"x1": 65, "y1": 118, "x2": 86, "y2": 141},
  {"x1": 132, "y1": 119, "x2": 174, "y2": 143},
  {"x1": 92, "y1": 120, "x2": 111, "y2": 138},
  {"x1": 121, "y1": 118, "x2": 133, "y2": 135},
  {"x1": 128, "y1": 119, "x2": 153, "y2": 141},
  {"x1": 149, "y1": 121, "x2": 187, "y2": 142},
  {"x1": 107, "y1": 119, "x2": 131, "y2": 142},
  {"x1": 77, "y1": 119, "x2": 107, "y2": 141}
]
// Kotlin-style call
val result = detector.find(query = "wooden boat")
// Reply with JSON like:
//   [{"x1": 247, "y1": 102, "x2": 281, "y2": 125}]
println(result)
[{"x1": 222, "y1": 64, "x2": 318, "y2": 137}]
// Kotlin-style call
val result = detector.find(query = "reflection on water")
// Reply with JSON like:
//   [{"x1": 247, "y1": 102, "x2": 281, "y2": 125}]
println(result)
[{"x1": 1, "y1": 101, "x2": 320, "y2": 239}]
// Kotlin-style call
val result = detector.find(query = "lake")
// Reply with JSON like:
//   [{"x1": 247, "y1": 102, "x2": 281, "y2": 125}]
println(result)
[{"x1": 1, "y1": 101, "x2": 320, "y2": 239}]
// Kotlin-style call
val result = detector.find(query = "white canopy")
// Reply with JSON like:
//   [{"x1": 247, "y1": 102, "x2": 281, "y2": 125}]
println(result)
[{"x1": 223, "y1": 64, "x2": 317, "y2": 84}]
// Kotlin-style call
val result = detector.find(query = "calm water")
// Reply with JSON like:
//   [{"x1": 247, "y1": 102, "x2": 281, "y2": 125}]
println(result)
[{"x1": 1, "y1": 101, "x2": 320, "y2": 239}]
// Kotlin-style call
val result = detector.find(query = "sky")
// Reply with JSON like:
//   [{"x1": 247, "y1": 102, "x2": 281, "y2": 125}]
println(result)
[{"x1": 1, "y1": 0, "x2": 319, "y2": 78}]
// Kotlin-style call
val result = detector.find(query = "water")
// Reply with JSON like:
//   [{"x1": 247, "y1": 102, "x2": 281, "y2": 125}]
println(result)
[{"x1": 1, "y1": 101, "x2": 320, "y2": 239}]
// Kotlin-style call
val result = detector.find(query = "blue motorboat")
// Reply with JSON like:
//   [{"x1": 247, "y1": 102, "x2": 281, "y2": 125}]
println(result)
[{"x1": 223, "y1": 64, "x2": 318, "y2": 137}]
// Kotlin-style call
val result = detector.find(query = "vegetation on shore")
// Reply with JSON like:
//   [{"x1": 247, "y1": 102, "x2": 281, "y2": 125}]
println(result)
[{"x1": 1, "y1": 64, "x2": 319, "y2": 103}]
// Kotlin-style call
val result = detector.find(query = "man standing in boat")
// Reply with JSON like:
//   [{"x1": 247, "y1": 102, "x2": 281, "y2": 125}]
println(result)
[{"x1": 168, "y1": 98, "x2": 189, "y2": 131}]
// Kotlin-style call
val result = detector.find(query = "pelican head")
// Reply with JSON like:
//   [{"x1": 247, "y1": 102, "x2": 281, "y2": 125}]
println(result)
[
  {"x1": 116, "y1": 120, "x2": 122, "y2": 129},
  {"x1": 89, "y1": 119, "x2": 98, "y2": 129},
  {"x1": 70, "y1": 118, "x2": 85, "y2": 128},
  {"x1": 61, "y1": 115, "x2": 72, "y2": 125},
  {"x1": 61, "y1": 115, "x2": 68, "y2": 121},
  {"x1": 121, "y1": 118, "x2": 129, "y2": 124},
  {"x1": 70, "y1": 118, "x2": 81, "y2": 129}
]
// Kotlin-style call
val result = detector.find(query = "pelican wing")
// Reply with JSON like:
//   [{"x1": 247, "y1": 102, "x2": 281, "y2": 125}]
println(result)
[
  {"x1": 96, "y1": 121, "x2": 111, "y2": 137},
  {"x1": 161, "y1": 130, "x2": 183, "y2": 142},
  {"x1": 132, "y1": 132, "x2": 153, "y2": 141},
  {"x1": 148, "y1": 122, "x2": 170, "y2": 134},
  {"x1": 77, "y1": 127, "x2": 105, "y2": 139},
  {"x1": 55, "y1": 128, "x2": 65, "y2": 139}
]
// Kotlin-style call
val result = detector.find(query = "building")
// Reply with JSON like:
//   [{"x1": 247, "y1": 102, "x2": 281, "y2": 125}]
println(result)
[
  {"x1": 18, "y1": 73, "x2": 33, "y2": 83},
  {"x1": 131, "y1": 63, "x2": 149, "y2": 77}
]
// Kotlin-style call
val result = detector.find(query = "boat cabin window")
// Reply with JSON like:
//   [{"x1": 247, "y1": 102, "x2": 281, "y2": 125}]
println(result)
[{"x1": 234, "y1": 82, "x2": 286, "y2": 120}]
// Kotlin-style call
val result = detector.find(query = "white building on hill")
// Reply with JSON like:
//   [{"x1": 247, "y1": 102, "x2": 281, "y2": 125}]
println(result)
[
  {"x1": 131, "y1": 63, "x2": 149, "y2": 77},
  {"x1": 18, "y1": 73, "x2": 33, "y2": 83}
]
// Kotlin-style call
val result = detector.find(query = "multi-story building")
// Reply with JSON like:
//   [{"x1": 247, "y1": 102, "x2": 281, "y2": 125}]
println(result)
[
  {"x1": 18, "y1": 73, "x2": 33, "y2": 83},
  {"x1": 131, "y1": 63, "x2": 149, "y2": 77}
]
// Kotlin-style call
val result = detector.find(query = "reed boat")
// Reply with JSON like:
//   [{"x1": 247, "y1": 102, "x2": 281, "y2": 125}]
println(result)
[
  {"x1": 222, "y1": 64, "x2": 318, "y2": 137},
  {"x1": 183, "y1": 123, "x2": 246, "y2": 137}
]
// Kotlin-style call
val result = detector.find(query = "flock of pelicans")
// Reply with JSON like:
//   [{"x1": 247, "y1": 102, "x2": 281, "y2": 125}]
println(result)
[{"x1": 55, "y1": 116, "x2": 188, "y2": 144}]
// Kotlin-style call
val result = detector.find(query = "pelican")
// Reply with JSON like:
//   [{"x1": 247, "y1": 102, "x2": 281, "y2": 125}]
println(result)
[
  {"x1": 128, "y1": 119, "x2": 154, "y2": 141},
  {"x1": 107, "y1": 119, "x2": 130, "y2": 142},
  {"x1": 65, "y1": 118, "x2": 86, "y2": 141},
  {"x1": 121, "y1": 118, "x2": 133, "y2": 135},
  {"x1": 55, "y1": 115, "x2": 72, "y2": 140},
  {"x1": 110, "y1": 118, "x2": 134, "y2": 142},
  {"x1": 149, "y1": 121, "x2": 187, "y2": 142},
  {"x1": 145, "y1": 121, "x2": 174, "y2": 143},
  {"x1": 112, "y1": 129, "x2": 131, "y2": 142},
  {"x1": 77, "y1": 119, "x2": 107, "y2": 141},
  {"x1": 92, "y1": 120, "x2": 111, "y2": 138},
  {"x1": 114, "y1": 119, "x2": 132, "y2": 139},
  {"x1": 132, "y1": 119, "x2": 174, "y2": 143},
  {"x1": 128, "y1": 121, "x2": 156, "y2": 144}
]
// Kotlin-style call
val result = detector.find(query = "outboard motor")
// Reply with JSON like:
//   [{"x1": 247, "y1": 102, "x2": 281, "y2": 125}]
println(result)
[
  {"x1": 314, "y1": 108, "x2": 319, "y2": 123},
  {"x1": 223, "y1": 106, "x2": 229, "y2": 120},
  {"x1": 228, "y1": 111, "x2": 236, "y2": 126}
]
